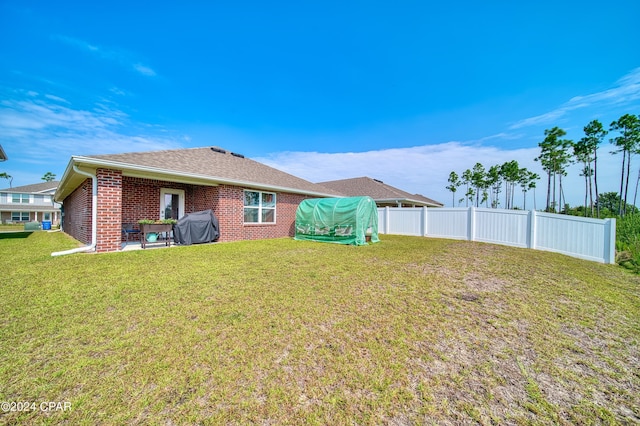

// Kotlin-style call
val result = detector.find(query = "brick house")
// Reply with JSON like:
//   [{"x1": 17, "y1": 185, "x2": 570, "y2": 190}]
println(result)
[{"x1": 54, "y1": 147, "x2": 342, "y2": 253}]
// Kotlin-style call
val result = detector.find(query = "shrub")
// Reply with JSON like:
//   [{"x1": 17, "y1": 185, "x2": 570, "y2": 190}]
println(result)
[{"x1": 616, "y1": 214, "x2": 640, "y2": 273}]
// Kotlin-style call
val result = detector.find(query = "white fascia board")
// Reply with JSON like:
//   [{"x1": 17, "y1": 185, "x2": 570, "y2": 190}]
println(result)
[{"x1": 53, "y1": 159, "x2": 79, "y2": 202}]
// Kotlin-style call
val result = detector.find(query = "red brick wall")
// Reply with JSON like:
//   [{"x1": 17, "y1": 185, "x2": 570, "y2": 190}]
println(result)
[
  {"x1": 61, "y1": 178, "x2": 92, "y2": 245},
  {"x1": 193, "y1": 186, "x2": 219, "y2": 212},
  {"x1": 120, "y1": 180, "x2": 306, "y2": 243},
  {"x1": 121, "y1": 177, "x2": 197, "y2": 232},
  {"x1": 63, "y1": 172, "x2": 314, "y2": 252},
  {"x1": 96, "y1": 168, "x2": 123, "y2": 252},
  {"x1": 215, "y1": 185, "x2": 243, "y2": 242},
  {"x1": 215, "y1": 185, "x2": 308, "y2": 242}
]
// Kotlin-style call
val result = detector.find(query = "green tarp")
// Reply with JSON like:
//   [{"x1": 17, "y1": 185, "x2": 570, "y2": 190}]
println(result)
[{"x1": 294, "y1": 196, "x2": 380, "y2": 245}]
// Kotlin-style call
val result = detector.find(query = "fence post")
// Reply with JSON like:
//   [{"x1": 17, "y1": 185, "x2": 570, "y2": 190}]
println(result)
[
  {"x1": 422, "y1": 206, "x2": 428, "y2": 237},
  {"x1": 528, "y1": 210, "x2": 537, "y2": 249},
  {"x1": 468, "y1": 207, "x2": 475, "y2": 241},
  {"x1": 384, "y1": 206, "x2": 390, "y2": 234},
  {"x1": 604, "y1": 218, "x2": 616, "y2": 264}
]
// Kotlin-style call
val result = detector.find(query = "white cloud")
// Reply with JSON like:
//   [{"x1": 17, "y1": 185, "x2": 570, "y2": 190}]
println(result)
[
  {"x1": 44, "y1": 94, "x2": 69, "y2": 103},
  {"x1": 109, "y1": 87, "x2": 127, "y2": 96},
  {"x1": 256, "y1": 140, "x2": 626, "y2": 209},
  {"x1": 256, "y1": 143, "x2": 544, "y2": 206},
  {"x1": 53, "y1": 34, "x2": 158, "y2": 77},
  {"x1": 53, "y1": 35, "x2": 99, "y2": 53},
  {"x1": 509, "y1": 108, "x2": 570, "y2": 130},
  {"x1": 569, "y1": 67, "x2": 640, "y2": 106},
  {"x1": 0, "y1": 93, "x2": 183, "y2": 169},
  {"x1": 133, "y1": 63, "x2": 157, "y2": 77},
  {"x1": 510, "y1": 67, "x2": 640, "y2": 130}
]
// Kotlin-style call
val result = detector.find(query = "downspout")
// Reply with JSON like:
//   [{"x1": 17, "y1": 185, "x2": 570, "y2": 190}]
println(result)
[{"x1": 51, "y1": 165, "x2": 98, "y2": 256}]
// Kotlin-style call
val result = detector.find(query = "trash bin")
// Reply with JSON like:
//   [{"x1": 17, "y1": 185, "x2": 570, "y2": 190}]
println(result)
[{"x1": 42, "y1": 221, "x2": 52, "y2": 230}]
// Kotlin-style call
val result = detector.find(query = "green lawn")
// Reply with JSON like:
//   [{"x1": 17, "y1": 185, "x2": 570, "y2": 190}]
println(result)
[{"x1": 1, "y1": 232, "x2": 638, "y2": 425}]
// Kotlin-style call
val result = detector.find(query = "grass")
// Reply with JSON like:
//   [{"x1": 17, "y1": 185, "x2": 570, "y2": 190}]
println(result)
[
  {"x1": 0, "y1": 224, "x2": 59, "y2": 233},
  {"x1": 1, "y1": 231, "x2": 639, "y2": 424},
  {"x1": 0, "y1": 224, "x2": 29, "y2": 232}
]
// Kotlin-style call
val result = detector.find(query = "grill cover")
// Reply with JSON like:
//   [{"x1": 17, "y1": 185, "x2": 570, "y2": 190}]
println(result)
[{"x1": 173, "y1": 209, "x2": 220, "y2": 245}]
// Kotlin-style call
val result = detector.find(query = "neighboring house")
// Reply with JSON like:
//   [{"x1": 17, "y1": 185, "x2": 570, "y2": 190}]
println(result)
[
  {"x1": 0, "y1": 181, "x2": 62, "y2": 225},
  {"x1": 54, "y1": 147, "x2": 343, "y2": 253},
  {"x1": 318, "y1": 177, "x2": 443, "y2": 208},
  {"x1": 0, "y1": 144, "x2": 7, "y2": 161}
]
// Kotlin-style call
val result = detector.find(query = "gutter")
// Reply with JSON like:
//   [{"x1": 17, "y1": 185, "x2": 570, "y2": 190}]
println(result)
[{"x1": 51, "y1": 165, "x2": 97, "y2": 256}]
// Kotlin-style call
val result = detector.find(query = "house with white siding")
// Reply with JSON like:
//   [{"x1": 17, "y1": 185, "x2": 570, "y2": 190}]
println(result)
[{"x1": 0, "y1": 181, "x2": 61, "y2": 225}]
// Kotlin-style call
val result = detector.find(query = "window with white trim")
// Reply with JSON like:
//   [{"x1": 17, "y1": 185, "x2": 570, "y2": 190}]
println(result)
[
  {"x1": 11, "y1": 193, "x2": 30, "y2": 203},
  {"x1": 11, "y1": 212, "x2": 30, "y2": 221},
  {"x1": 243, "y1": 190, "x2": 276, "y2": 224}
]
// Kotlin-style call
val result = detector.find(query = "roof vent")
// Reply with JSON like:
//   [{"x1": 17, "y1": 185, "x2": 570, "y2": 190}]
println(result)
[
  {"x1": 231, "y1": 152, "x2": 245, "y2": 158},
  {"x1": 211, "y1": 147, "x2": 226, "y2": 154},
  {"x1": 373, "y1": 178, "x2": 384, "y2": 184}
]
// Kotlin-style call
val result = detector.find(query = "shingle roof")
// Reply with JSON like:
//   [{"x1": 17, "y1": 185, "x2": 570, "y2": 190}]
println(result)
[
  {"x1": 1, "y1": 181, "x2": 59, "y2": 193},
  {"x1": 409, "y1": 193, "x2": 444, "y2": 207},
  {"x1": 57, "y1": 147, "x2": 343, "y2": 200},
  {"x1": 318, "y1": 177, "x2": 443, "y2": 207}
]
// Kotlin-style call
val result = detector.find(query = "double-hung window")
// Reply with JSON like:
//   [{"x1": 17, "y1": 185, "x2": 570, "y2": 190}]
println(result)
[
  {"x1": 11, "y1": 193, "x2": 30, "y2": 203},
  {"x1": 11, "y1": 212, "x2": 30, "y2": 221},
  {"x1": 244, "y1": 190, "x2": 276, "y2": 224}
]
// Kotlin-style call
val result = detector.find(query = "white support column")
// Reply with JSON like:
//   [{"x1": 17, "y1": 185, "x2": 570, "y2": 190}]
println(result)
[
  {"x1": 528, "y1": 209, "x2": 537, "y2": 249},
  {"x1": 468, "y1": 207, "x2": 475, "y2": 241},
  {"x1": 422, "y1": 206, "x2": 428, "y2": 237},
  {"x1": 605, "y1": 218, "x2": 616, "y2": 264},
  {"x1": 384, "y1": 206, "x2": 390, "y2": 234}
]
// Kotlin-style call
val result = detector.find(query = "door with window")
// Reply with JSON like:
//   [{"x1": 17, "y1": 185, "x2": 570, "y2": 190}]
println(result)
[{"x1": 160, "y1": 188, "x2": 185, "y2": 220}]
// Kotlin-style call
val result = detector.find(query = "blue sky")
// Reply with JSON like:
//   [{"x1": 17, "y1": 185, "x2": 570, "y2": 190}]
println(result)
[{"x1": 1, "y1": 1, "x2": 639, "y2": 207}]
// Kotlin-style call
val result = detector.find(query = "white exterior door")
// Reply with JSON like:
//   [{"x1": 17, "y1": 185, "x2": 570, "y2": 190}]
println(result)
[{"x1": 160, "y1": 188, "x2": 185, "y2": 220}]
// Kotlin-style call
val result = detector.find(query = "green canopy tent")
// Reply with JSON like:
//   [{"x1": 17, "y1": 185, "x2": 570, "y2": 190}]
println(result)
[{"x1": 294, "y1": 196, "x2": 380, "y2": 245}]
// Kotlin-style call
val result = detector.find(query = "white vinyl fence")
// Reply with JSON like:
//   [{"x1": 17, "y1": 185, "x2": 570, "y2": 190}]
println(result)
[{"x1": 377, "y1": 207, "x2": 617, "y2": 264}]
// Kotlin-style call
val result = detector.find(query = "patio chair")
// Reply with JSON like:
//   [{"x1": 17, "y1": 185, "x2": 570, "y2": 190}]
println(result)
[{"x1": 122, "y1": 223, "x2": 141, "y2": 242}]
